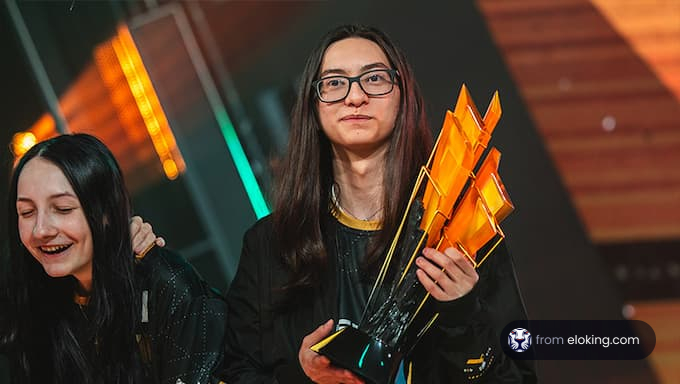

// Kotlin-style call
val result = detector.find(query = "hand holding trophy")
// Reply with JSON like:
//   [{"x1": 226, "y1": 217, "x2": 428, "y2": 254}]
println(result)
[{"x1": 312, "y1": 85, "x2": 515, "y2": 384}]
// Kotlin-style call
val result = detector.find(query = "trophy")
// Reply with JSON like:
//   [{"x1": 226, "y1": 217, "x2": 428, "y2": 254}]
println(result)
[{"x1": 311, "y1": 85, "x2": 515, "y2": 384}]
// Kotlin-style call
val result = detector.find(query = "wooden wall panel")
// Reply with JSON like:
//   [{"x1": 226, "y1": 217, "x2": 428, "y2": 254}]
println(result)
[
  {"x1": 477, "y1": 1, "x2": 680, "y2": 382},
  {"x1": 477, "y1": 0, "x2": 680, "y2": 243}
]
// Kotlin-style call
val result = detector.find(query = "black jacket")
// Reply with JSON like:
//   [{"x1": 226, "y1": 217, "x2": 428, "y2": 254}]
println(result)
[
  {"x1": 0, "y1": 247, "x2": 227, "y2": 384},
  {"x1": 134, "y1": 247, "x2": 227, "y2": 384},
  {"x1": 220, "y1": 215, "x2": 537, "y2": 383}
]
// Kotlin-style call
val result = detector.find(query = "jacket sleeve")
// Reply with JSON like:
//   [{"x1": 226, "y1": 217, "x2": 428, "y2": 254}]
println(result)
[
  {"x1": 219, "y1": 225, "x2": 312, "y2": 384},
  {"x1": 143, "y1": 249, "x2": 228, "y2": 384},
  {"x1": 406, "y1": 243, "x2": 537, "y2": 383}
]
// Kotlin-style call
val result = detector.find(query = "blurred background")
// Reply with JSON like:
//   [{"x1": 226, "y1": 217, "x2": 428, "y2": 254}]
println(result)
[{"x1": 0, "y1": 0, "x2": 678, "y2": 383}]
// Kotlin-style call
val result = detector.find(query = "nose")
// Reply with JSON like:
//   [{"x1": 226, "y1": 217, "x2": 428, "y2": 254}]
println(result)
[
  {"x1": 32, "y1": 211, "x2": 58, "y2": 239},
  {"x1": 344, "y1": 80, "x2": 368, "y2": 106}
]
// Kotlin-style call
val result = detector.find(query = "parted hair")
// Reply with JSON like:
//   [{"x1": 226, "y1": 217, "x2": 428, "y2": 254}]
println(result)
[
  {"x1": 273, "y1": 24, "x2": 432, "y2": 296},
  {"x1": 5, "y1": 133, "x2": 138, "y2": 383}
]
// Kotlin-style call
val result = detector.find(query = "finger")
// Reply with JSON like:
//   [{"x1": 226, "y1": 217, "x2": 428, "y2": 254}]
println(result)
[
  {"x1": 302, "y1": 319, "x2": 334, "y2": 348},
  {"x1": 133, "y1": 230, "x2": 155, "y2": 255},
  {"x1": 299, "y1": 320, "x2": 337, "y2": 380},
  {"x1": 131, "y1": 222, "x2": 152, "y2": 242},
  {"x1": 421, "y1": 248, "x2": 464, "y2": 284},
  {"x1": 415, "y1": 259, "x2": 462, "y2": 300},
  {"x1": 443, "y1": 247, "x2": 477, "y2": 278},
  {"x1": 140, "y1": 222, "x2": 153, "y2": 237},
  {"x1": 324, "y1": 366, "x2": 363, "y2": 384},
  {"x1": 308, "y1": 353, "x2": 331, "y2": 368},
  {"x1": 422, "y1": 248, "x2": 474, "y2": 282},
  {"x1": 129, "y1": 216, "x2": 142, "y2": 234},
  {"x1": 415, "y1": 254, "x2": 450, "y2": 284},
  {"x1": 416, "y1": 268, "x2": 448, "y2": 301},
  {"x1": 418, "y1": 249, "x2": 478, "y2": 300},
  {"x1": 155, "y1": 237, "x2": 166, "y2": 247},
  {"x1": 341, "y1": 369, "x2": 365, "y2": 384},
  {"x1": 135, "y1": 239, "x2": 156, "y2": 259},
  {"x1": 132, "y1": 222, "x2": 152, "y2": 249}
]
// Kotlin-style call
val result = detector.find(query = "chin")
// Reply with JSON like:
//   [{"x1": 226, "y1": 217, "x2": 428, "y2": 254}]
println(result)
[{"x1": 41, "y1": 265, "x2": 70, "y2": 279}]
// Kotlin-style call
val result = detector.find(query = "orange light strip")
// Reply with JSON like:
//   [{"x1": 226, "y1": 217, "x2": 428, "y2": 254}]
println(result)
[{"x1": 110, "y1": 25, "x2": 185, "y2": 180}]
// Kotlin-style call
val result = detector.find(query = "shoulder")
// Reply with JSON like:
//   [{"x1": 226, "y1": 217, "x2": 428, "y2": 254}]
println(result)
[
  {"x1": 136, "y1": 247, "x2": 214, "y2": 299},
  {"x1": 231, "y1": 214, "x2": 291, "y2": 291},
  {"x1": 240, "y1": 214, "x2": 280, "y2": 258},
  {"x1": 243, "y1": 214, "x2": 274, "y2": 242}
]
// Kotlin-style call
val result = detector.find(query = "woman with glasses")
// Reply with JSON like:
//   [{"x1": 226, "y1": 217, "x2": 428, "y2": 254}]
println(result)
[
  {"x1": 221, "y1": 24, "x2": 535, "y2": 383},
  {"x1": 1, "y1": 134, "x2": 226, "y2": 383}
]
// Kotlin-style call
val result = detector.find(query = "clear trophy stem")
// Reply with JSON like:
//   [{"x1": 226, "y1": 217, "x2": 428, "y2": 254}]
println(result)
[{"x1": 313, "y1": 201, "x2": 433, "y2": 384}]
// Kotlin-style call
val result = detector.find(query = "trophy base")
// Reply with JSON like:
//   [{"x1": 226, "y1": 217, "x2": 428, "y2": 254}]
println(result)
[{"x1": 311, "y1": 326, "x2": 402, "y2": 384}]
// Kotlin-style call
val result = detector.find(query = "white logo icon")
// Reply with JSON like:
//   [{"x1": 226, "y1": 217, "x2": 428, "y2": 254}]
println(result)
[{"x1": 509, "y1": 328, "x2": 532, "y2": 352}]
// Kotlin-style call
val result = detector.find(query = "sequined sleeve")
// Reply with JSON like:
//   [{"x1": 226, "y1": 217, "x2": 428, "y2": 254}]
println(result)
[{"x1": 136, "y1": 247, "x2": 227, "y2": 384}]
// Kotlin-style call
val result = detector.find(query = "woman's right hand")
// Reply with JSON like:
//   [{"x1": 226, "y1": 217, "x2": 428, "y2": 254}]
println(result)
[
  {"x1": 130, "y1": 216, "x2": 166, "y2": 257},
  {"x1": 299, "y1": 320, "x2": 364, "y2": 384}
]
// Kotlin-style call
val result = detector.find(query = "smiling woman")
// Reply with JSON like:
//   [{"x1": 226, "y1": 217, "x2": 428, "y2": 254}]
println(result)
[
  {"x1": 16, "y1": 157, "x2": 95, "y2": 290},
  {"x1": 1, "y1": 134, "x2": 227, "y2": 384}
]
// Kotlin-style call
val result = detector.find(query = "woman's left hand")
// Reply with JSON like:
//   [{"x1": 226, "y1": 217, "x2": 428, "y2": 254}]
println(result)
[{"x1": 415, "y1": 247, "x2": 479, "y2": 302}]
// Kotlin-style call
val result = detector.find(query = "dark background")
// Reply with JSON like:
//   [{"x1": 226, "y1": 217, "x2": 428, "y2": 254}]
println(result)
[{"x1": 2, "y1": 1, "x2": 675, "y2": 382}]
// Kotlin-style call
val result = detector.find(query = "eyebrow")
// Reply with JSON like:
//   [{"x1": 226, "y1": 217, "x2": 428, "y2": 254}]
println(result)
[
  {"x1": 16, "y1": 192, "x2": 78, "y2": 203},
  {"x1": 318, "y1": 62, "x2": 390, "y2": 78}
]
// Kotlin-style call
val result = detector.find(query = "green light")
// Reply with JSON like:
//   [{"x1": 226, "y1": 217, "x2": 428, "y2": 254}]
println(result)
[
  {"x1": 214, "y1": 108, "x2": 270, "y2": 219},
  {"x1": 358, "y1": 344, "x2": 370, "y2": 368}
]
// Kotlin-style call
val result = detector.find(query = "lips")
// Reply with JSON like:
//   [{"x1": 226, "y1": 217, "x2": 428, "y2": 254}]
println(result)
[
  {"x1": 39, "y1": 244, "x2": 72, "y2": 255},
  {"x1": 341, "y1": 114, "x2": 371, "y2": 121}
]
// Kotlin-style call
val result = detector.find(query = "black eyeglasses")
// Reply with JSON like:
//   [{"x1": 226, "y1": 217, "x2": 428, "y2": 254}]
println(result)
[{"x1": 314, "y1": 69, "x2": 398, "y2": 103}]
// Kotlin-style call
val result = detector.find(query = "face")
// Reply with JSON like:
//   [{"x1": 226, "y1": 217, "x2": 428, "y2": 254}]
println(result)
[
  {"x1": 317, "y1": 37, "x2": 401, "y2": 155},
  {"x1": 16, "y1": 157, "x2": 94, "y2": 289}
]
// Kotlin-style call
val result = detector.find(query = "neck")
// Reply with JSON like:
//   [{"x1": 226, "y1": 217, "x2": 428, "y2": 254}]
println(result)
[
  {"x1": 74, "y1": 282, "x2": 91, "y2": 306},
  {"x1": 75, "y1": 275, "x2": 93, "y2": 296},
  {"x1": 331, "y1": 145, "x2": 386, "y2": 221}
]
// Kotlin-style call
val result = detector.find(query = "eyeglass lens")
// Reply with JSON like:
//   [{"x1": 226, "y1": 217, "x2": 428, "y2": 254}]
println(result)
[{"x1": 316, "y1": 69, "x2": 396, "y2": 102}]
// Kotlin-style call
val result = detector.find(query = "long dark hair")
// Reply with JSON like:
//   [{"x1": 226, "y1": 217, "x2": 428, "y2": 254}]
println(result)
[
  {"x1": 5, "y1": 133, "x2": 137, "y2": 383},
  {"x1": 273, "y1": 25, "x2": 432, "y2": 294}
]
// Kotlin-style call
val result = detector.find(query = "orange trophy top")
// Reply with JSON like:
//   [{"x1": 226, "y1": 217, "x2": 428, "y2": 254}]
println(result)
[{"x1": 416, "y1": 84, "x2": 512, "y2": 269}]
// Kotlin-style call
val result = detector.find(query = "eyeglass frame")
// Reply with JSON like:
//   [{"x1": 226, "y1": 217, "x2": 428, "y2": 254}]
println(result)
[{"x1": 313, "y1": 68, "x2": 400, "y2": 103}]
